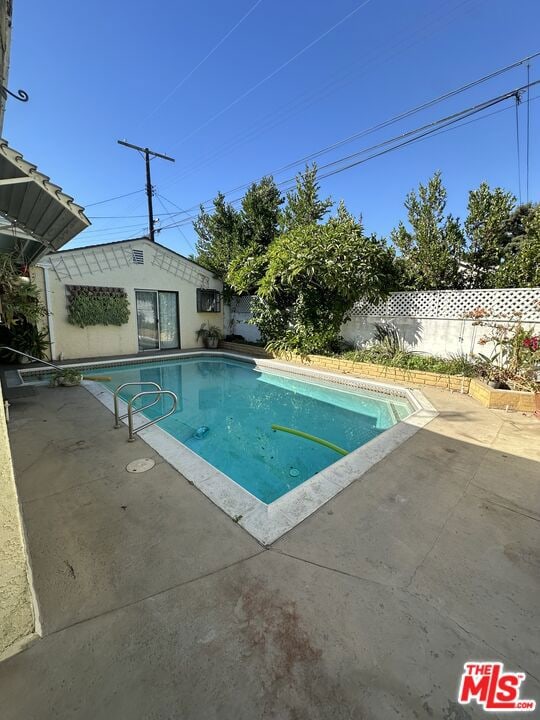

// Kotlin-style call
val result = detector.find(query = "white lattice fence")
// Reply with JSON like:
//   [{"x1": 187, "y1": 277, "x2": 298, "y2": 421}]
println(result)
[
  {"x1": 352, "y1": 288, "x2": 540, "y2": 321},
  {"x1": 228, "y1": 289, "x2": 540, "y2": 357}
]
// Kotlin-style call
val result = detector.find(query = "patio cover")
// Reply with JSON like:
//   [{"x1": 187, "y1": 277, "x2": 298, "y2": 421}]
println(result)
[{"x1": 0, "y1": 139, "x2": 90, "y2": 263}]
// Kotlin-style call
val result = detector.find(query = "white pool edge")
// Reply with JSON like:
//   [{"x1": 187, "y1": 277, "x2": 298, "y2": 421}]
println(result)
[{"x1": 75, "y1": 351, "x2": 438, "y2": 545}]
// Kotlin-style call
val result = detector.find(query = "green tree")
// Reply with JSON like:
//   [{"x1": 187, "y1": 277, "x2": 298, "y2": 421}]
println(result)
[
  {"x1": 229, "y1": 207, "x2": 396, "y2": 354},
  {"x1": 491, "y1": 204, "x2": 540, "y2": 287},
  {"x1": 193, "y1": 193, "x2": 244, "y2": 280},
  {"x1": 241, "y1": 176, "x2": 283, "y2": 249},
  {"x1": 464, "y1": 182, "x2": 515, "y2": 288},
  {"x1": 280, "y1": 164, "x2": 332, "y2": 232},
  {"x1": 391, "y1": 172, "x2": 465, "y2": 290}
]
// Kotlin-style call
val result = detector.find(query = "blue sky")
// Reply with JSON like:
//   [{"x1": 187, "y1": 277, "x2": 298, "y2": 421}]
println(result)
[{"x1": 5, "y1": 0, "x2": 540, "y2": 256}]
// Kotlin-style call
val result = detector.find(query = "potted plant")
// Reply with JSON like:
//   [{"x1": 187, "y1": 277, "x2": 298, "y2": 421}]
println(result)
[
  {"x1": 206, "y1": 325, "x2": 223, "y2": 349},
  {"x1": 50, "y1": 368, "x2": 83, "y2": 387},
  {"x1": 195, "y1": 323, "x2": 223, "y2": 349},
  {"x1": 195, "y1": 323, "x2": 209, "y2": 347}
]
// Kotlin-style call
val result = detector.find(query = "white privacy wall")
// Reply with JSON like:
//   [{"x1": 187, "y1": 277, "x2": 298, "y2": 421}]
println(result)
[
  {"x1": 227, "y1": 288, "x2": 540, "y2": 358},
  {"x1": 345, "y1": 288, "x2": 540, "y2": 357},
  {"x1": 226, "y1": 295, "x2": 262, "y2": 343}
]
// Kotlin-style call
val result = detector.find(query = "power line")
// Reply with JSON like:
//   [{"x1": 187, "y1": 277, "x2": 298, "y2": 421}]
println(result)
[
  {"x1": 165, "y1": 50, "x2": 540, "y2": 213},
  {"x1": 138, "y1": 0, "x2": 264, "y2": 127},
  {"x1": 154, "y1": 193, "x2": 195, "y2": 252},
  {"x1": 168, "y1": 0, "x2": 374, "y2": 151},
  {"x1": 156, "y1": 82, "x2": 540, "y2": 233},
  {"x1": 515, "y1": 94, "x2": 522, "y2": 205},
  {"x1": 162, "y1": 0, "x2": 477, "y2": 187},
  {"x1": 76, "y1": 91, "x2": 540, "y2": 243},
  {"x1": 526, "y1": 63, "x2": 531, "y2": 203},
  {"x1": 88, "y1": 212, "x2": 180, "y2": 219},
  {"x1": 85, "y1": 189, "x2": 144, "y2": 208}
]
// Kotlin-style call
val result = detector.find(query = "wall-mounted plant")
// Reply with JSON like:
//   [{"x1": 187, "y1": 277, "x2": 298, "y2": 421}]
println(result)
[{"x1": 67, "y1": 286, "x2": 130, "y2": 328}]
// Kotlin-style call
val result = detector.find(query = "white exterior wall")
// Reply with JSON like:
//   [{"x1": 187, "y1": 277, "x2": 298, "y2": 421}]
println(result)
[
  {"x1": 32, "y1": 239, "x2": 223, "y2": 360},
  {"x1": 0, "y1": 385, "x2": 35, "y2": 655},
  {"x1": 226, "y1": 296, "x2": 261, "y2": 342},
  {"x1": 228, "y1": 288, "x2": 540, "y2": 358}
]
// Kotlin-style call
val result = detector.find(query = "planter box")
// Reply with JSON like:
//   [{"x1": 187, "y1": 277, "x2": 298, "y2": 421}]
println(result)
[
  {"x1": 469, "y1": 378, "x2": 536, "y2": 412},
  {"x1": 219, "y1": 341, "x2": 270, "y2": 358},
  {"x1": 218, "y1": 342, "x2": 470, "y2": 392}
]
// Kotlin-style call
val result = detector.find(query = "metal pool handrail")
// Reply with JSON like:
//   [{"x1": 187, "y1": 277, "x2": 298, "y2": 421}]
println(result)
[
  {"x1": 113, "y1": 381, "x2": 162, "y2": 428},
  {"x1": 0, "y1": 346, "x2": 64, "y2": 372},
  {"x1": 127, "y1": 389, "x2": 178, "y2": 442}
]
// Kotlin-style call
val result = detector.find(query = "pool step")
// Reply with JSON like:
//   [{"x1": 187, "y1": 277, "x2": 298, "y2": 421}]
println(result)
[{"x1": 4, "y1": 370, "x2": 23, "y2": 388}]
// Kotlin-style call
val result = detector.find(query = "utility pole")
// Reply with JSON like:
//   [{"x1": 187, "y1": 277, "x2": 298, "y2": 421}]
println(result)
[{"x1": 117, "y1": 140, "x2": 175, "y2": 242}]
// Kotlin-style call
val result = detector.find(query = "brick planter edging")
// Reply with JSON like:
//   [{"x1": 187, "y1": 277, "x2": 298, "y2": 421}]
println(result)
[
  {"x1": 469, "y1": 378, "x2": 536, "y2": 412},
  {"x1": 219, "y1": 342, "x2": 470, "y2": 392},
  {"x1": 220, "y1": 342, "x2": 538, "y2": 410}
]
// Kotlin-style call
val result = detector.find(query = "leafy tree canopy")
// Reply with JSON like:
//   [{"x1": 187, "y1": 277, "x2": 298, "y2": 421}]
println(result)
[
  {"x1": 229, "y1": 205, "x2": 397, "y2": 355},
  {"x1": 464, "y1": 181, "x2": 515, "y2": 288},
  {"x1": 194, "y1": 178, "x2": 283, "y2": 286},
  {"x1": 241, "y1": 176, "x2": 283, "y2": 249},
  {"x1": 491, "y1": 204, "x2": 540, "y2": 288},
  {"x1": 391, "y1": 171, "x2": 465, "y2": 290},
  {"x1": 279, "y1": 164, "x2": 332, "y2": 232},
  {"x1": 193, "y1": 193, "x2": 244, "y2": 281}
]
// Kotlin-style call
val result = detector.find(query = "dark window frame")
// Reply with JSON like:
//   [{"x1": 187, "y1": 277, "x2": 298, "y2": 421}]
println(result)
[{"x1": 197, "y1": 288, "x2": 221, "y2": 313}]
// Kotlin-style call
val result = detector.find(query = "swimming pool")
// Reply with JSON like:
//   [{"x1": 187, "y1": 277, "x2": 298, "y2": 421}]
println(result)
[
  {"x1": 21, "y1": 351, "x2": 437, "y2": 541},
  {"x1": 96, "y1": 356, "x2": 413, "y2": 503}
]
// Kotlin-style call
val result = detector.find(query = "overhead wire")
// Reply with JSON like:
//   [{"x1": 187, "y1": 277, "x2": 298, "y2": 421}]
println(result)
[
  {"x1": 162, "y1": 0, "x2": 478, "y2": 188},
  {"x1": 167, "y1": 0, "x2": 374, "y2": 151},
  {"x1": 515, "y1": 93, "x2": 522, "y2": 204},
  {"x1": 163, "y1": 50, "x2": 540, "y2": 213},
  {"x1": 84, "y1": 189, "x2": 144, "y2": 208},
  {"x1": 154, "y1": 192, "x2": 195, "y2": 252},
  {"x1": 138, "y1": 0, "x2": 264, "y2": 127},
  {"x1": 526, "y1": 63, "x2": 531, "y2": 202},
  {"x1": 155, "y1": 82, "x2": 540, "y2": 233},
  {"x1": 84, "y1": 92, "x2": 539, "y2": 245}
]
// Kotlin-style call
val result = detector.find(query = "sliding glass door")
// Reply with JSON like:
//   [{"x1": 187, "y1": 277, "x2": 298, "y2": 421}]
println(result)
[
  {"x1": 136, "y1": 291, "x2": 159, "y2": 351},
  {"x1": 158, "y1": 291, "x2": 179, "y2": 349},
  {"x1": 136, "y1": 290, "x2": 179, "y2": 352}
]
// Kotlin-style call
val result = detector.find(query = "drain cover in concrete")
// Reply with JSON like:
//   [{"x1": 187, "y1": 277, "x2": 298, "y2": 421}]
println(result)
[{"x1": 126, "y1": 458, "x2": 155, "y2": 473}]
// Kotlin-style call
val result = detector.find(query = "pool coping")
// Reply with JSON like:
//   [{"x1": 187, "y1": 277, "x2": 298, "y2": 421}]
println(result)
[{"x1": 20, "y1": 351, "x2": 438, "y2": 545}]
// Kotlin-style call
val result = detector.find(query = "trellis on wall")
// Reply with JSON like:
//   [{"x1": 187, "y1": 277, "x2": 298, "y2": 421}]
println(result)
[{"x1": 352, "y1": 288, "x2": 540, "y2": 322}]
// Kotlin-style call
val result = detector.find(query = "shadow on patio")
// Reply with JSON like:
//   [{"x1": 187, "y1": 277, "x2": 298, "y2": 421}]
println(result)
[{"x1": 0, "y1": 383, "x2": 538, "y2": 720}]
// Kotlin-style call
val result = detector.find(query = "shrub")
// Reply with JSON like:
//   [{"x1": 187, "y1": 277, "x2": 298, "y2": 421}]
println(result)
[{"x1": 341, "y1": 347, "x2": 477, "y2": 376}]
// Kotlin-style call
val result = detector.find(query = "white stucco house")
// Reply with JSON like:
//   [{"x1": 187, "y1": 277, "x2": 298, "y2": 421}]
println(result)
[{"x1": 31, "y1": 237, "x2": 223, "y2": 360}]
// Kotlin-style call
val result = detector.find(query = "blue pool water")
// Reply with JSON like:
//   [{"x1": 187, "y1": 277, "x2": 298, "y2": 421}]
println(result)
[{"x1": 98, "y1": 357, "x2": 412, "y2": 503}]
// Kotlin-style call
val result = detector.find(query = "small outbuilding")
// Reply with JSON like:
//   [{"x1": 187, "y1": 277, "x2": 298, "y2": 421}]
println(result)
[{"x1": 31, "y1": 237, "x2": 223, "y2": 360}]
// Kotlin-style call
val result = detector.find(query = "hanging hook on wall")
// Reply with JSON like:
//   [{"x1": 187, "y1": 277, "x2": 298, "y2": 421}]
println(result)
[{"x1": 0, "y1": 86, "x2": 29, "y2": 102}]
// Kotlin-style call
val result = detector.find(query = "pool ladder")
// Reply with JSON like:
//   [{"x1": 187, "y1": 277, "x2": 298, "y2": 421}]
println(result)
[{"x1": 113, "y1": 381, "x2": 178, "y2": 442}]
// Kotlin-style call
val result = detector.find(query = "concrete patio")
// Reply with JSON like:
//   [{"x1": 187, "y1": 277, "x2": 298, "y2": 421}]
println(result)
[{"x1": 0, "y1": 381, "x2": 538, "y2": 719}]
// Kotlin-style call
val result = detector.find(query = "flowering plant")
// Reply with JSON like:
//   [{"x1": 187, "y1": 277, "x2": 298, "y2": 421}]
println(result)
[{"x1": 465, "y1": 307, "x2": 540, "y2": 391}]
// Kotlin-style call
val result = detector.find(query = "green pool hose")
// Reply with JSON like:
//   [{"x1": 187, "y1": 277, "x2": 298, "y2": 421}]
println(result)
[{"x1": 271, "y1": 424, "x2": 348, "y2": 456}]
